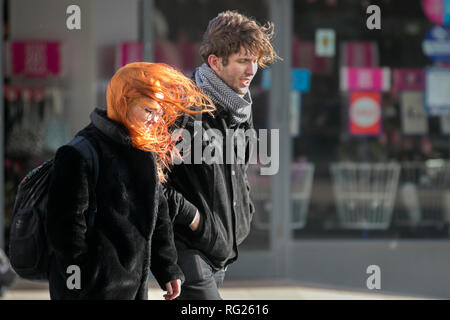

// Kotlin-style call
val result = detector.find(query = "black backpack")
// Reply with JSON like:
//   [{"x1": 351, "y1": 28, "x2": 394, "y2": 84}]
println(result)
[{"x1": 9, "y1": 135, "x2": 99, "y2": 281}]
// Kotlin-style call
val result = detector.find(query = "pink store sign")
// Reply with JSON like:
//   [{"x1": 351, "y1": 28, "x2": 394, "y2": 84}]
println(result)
[
  {"x1": 422, "y1": 0, "x2": 450, "y2": 25},
  {"x1": 392, "y1": 69, "x2": 425, "y2": 92},
  {"x1": 11, "y1": 41, "x2": 61, "y2": 77},
  {"x1": 340, "y1": 67, "x2": 391, "y2": 91},
  {"x1": 340, "y1": 41, "x2": 379, "y2": 67},
  {"x1": 115, "y1": 42, "x2": 143, "y2": 69}
]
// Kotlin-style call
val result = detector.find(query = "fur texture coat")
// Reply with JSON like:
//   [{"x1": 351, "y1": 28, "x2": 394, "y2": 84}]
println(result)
[{"x1": 46, "y1": 108, "x2": 184, "y2": 299}]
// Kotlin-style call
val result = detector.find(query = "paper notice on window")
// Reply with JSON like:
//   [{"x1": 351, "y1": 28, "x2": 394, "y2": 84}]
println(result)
[
  {"x1": 400, "y1": 91, "x2": 428, "y2": 135},
  {"x1": 315, "y1": 29, "x2": 336, "y2": 57},
  {"x1": 425, "y1": 68, "x2": 450, "y2": 115}
]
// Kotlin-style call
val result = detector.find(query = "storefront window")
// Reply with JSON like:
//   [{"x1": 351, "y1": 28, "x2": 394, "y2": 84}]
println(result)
[
  {"x1": 291, "y1": 0, "x2": 450, "y2": 239},
  {"x1": 3, "y1": 0, "x2": 450, "y2": 253},
  {"x1": 3, "y1": 0, "x2": 450, "y2": 299}
]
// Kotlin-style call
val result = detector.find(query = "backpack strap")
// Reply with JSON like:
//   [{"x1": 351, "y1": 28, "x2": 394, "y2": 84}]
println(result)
[
  {"x1": 67, "y1": 135, "x2": 99, "y2": 229},
  {"x1": 68, "y1": 136, "x2": 99, "y2": 186}
]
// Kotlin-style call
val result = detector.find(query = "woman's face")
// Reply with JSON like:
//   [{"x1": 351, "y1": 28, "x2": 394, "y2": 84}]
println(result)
[{"x1": 128, "y1": 97, "x2": 164, "y2": 129}]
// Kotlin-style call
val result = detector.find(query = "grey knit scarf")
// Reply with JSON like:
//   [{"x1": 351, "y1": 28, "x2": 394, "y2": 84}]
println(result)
[{"x1": 195, "y1": 63, "x2": 252, "y2": 125}]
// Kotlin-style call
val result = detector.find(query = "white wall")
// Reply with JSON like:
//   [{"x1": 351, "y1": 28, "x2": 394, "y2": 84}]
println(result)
[{"x1": 10, "y1": 0, "x2": 139, "y2": 135}]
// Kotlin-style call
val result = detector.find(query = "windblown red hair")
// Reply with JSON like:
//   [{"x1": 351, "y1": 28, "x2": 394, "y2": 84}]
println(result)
[{"x1": 106, "y1": 62, "x2": 214, "y2": 182}]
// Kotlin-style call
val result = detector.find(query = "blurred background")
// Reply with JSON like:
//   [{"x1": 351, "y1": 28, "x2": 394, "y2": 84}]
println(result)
[{"x1": 1, "y1": 0, "x2": 450, "y2": 299}]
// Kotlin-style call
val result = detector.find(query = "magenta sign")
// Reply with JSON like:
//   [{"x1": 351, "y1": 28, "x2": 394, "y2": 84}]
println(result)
[
  {"x1": 423, "y1": 0, "x2": 444, "y2": 24},
  {"x1": 340, "y1": 67, "x2": 391, "y2": 91},
  {"x1": 422, "y1": 0, "x2": 450, "y2": 25},
  {"x1": 392, "y1": 69, "x2": 425, "y2": 92},
  {"x1": 115, "y1": 42, "x2": 143, "y2": 69},
  {"x1": 11, "y1": 41, "x2": 60, "y2": 77}
]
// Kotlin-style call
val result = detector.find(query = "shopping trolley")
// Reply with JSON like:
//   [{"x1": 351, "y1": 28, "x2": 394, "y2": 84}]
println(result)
[
  {"x1": 247, "y1": 162, "x2": 315, "y2": 230},
  {"x1": 330, "y1": 162, "x2": 400, "y2": 229},
  {"x1": 396, "y1": 160, "x2": 450, "y2": 227},
  {"x1": 291, "y1": 162, "x2": 315, "y2": 229}
]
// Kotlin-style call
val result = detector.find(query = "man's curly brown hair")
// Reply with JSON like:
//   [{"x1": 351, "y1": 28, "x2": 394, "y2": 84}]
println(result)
[{"x1": 199, "y1": 11, "x2": 279, "y2": 68}]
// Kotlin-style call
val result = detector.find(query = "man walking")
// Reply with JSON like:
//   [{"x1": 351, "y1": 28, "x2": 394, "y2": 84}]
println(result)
[{"x1": 164, "y1": 10, "x2": 278, "y2": 300}]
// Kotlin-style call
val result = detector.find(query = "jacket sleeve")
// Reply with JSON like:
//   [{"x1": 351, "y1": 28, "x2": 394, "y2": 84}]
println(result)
[
  {"x1": 46, "y1": 145, "x2": 90, "y2": 266},
  {"x1": 162, "y1": 180, "x2": 199, "y2": 225},
  {"x1": 161, "y1": 116, "x2": 215, "y2": 253},
  {"x1": 162, "y1": 115, "x2": 200, "y2": 225},
  {"x1": 150, "y1": 187, "x2": 185, "y2": 290}
]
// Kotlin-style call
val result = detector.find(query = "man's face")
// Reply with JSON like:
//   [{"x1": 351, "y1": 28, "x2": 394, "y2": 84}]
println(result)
[{"x1": 212, "y1": 48, "x2": 258, "y2": 95}]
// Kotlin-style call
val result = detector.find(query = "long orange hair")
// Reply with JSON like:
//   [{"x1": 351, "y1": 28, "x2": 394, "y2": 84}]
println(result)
[{"x1": 106, "y1": 62, "x2": 214, "y2": 182}]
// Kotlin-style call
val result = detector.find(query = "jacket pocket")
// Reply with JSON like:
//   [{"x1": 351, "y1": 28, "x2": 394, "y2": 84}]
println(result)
[{"x1": 189, "y1": 211, "x2": 218, "y2": 254}]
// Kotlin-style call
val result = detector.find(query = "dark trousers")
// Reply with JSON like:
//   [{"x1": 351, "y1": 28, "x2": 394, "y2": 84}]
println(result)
[{"x1": 176, "y1": 249, "x2": 226, "y2": 300}]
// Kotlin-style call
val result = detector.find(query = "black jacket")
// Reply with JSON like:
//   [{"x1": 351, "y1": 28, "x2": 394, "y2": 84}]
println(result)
[
  {"x1": 164, "y1": 106, "x2": 255, "y2": 270},
  {"x1": 46, "y1": 108, "x2": 184, "y2": 300}
]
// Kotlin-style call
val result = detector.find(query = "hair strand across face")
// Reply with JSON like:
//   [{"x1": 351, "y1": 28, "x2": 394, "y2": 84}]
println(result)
[{"x1": 106, "y1": 62, "x2": 214, "y2": 182}]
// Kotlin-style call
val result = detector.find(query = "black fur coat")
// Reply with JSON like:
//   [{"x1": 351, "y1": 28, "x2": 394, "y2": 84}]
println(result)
[{"x1": 46, "y1": 108, "x2": 184, "y2": 299}]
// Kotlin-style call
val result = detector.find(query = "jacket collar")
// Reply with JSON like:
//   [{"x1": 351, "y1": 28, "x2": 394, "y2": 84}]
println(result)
[{"x1": 90, "y1": 108, "x2": 133, "y2": 147}]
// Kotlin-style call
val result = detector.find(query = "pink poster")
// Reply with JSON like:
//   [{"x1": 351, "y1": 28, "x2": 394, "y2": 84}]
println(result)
[
  {"x1": 422, "y1": 0, "x2": 444, "y2": 24},
  {"x1": 11, "y1": 41, "x2": 60, "y2": 77},
  {"x1": 392, "y1": 69, "x2": 425, "y2": 93},
  {"x1": 115, "y1": 42, "x2": 143, "y2": 69},
  {"x1": 340, "y1": 67, "x2": 391, "y2": 91},
  {"x1": 340, "y1": 41, "x2": 379, "y2": 68}
]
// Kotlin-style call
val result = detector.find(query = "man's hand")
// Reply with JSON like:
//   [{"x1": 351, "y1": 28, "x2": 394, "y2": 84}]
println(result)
[
  {"x1": 189, "y1": 210, "x2": 201, "y2": 231},
  {"x1": 164, "y1": 279, "x2": 181, "y2": 300}
]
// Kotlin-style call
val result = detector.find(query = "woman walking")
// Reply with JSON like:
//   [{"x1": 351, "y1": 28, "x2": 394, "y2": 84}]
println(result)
[{"x1": 46, "y1": 62, "x2": 213, "y2": 299}]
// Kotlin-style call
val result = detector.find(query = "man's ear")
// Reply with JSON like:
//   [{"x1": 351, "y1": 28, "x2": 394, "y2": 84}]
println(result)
[{"x1": 208, "y1": 54, "x2": 222, "y2": 74}]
